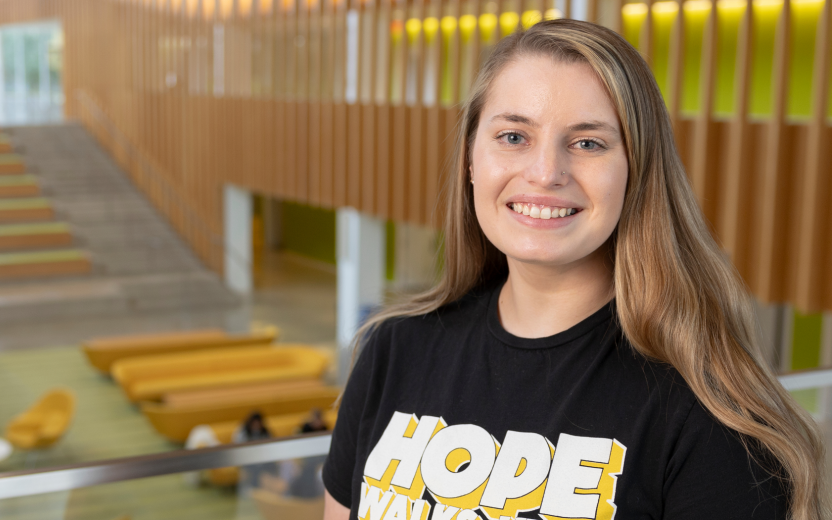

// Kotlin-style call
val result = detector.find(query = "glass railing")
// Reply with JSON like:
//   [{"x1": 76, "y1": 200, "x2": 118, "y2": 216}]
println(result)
[
  {"x1": 0, "y1": 432, "x2": 330, "y2": 520},
  {"x1": 0, "y1": 367, "x2": 830, "y2": 518}
]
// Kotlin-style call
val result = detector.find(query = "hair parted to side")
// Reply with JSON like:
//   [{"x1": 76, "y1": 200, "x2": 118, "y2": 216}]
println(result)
[{"x1": 354, "y1": 19, "x2": 829, "y2": 519}]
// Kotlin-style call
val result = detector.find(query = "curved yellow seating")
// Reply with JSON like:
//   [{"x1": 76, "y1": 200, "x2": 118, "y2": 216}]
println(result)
[
  {"x1": 83, "y1": 327, "x2": 279, "y2": 373},
  {"x1": 141, "y1": 385, "x2": 340, "y2": 442},
  {"x1": 113, "y1": 345, "x2": 330, "y2": 402},
  {"x1": 210, "y1": 408, "x2": 338, "y2": 444},
  {"x1": 5, "y1": 389, "x2": 76, "y2": 450}
]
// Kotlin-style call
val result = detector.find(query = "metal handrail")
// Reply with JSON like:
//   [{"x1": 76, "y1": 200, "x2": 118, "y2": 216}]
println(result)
[
  {"x1": 0, "y1": 432, "x2": 330, "y2": 500},
  {"x1": 778, "y1": 367, "x2": 832, "y2": 391}
]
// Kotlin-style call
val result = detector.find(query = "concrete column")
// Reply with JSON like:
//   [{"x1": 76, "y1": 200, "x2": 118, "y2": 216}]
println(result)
[
  {"x1": 223, "y1": 184, "x2": 253, "y2": 294},
  {"x1": 336, "y1": 207, "x2": 385, "y2": 384},
  {"x1": 818, "y1": 313, "x2": 832, "y2": 420}
]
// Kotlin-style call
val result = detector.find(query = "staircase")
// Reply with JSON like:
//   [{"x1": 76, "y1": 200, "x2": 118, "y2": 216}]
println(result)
[{"x1": 0, "y1": 123, "x2": 239, "y2": 326}]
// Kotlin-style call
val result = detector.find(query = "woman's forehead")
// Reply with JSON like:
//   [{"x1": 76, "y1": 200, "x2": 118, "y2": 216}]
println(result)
[{"x1": 480, "y1": 55, "x2": 619, "y2": 130}]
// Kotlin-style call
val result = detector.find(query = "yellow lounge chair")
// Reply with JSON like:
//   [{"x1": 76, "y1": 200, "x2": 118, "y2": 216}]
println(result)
[
  {"x1": 251, "y1": 489, "x2": 324, "y2": 520},
  {"x1": 5, "y1": 389, "x2": 76, "y2": 450},
  {"x1": 112, "y1": 345, "x2": 330, "y2": 402},
  {"x1": 141, "y1": 385, "x2": 341, "y2": 442},
  {"x1": 82, "y1": 327, "x2": 279, "y2": 374}
]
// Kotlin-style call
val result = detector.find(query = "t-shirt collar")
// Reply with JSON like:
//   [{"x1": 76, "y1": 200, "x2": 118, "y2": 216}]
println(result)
[{"x1": 486, "y1": 281, "x2": 615, "y2": 349}]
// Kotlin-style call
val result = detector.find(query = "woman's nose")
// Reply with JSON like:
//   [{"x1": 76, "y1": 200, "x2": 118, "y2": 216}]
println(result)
[{"x1": 524, "y1": 145, "x2": 566, "y2": 188}]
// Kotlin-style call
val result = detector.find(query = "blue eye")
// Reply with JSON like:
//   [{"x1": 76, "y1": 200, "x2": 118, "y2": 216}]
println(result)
[
  {"x1": 577, "y1": 139, "x2": 600, "y2": 150},
  {"x1": 498, "y1": 132, "x2": 525, "y2": 145}
]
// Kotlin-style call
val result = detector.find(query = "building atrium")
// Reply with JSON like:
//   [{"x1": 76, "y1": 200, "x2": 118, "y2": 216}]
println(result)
[{"x1": 0, "y1": 0, "x2": 829, "y2": 518}]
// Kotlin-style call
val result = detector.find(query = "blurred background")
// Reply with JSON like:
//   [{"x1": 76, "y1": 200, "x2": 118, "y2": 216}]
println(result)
[{"x1": 0, "y1": 0, "x2": 829, "y2": 518}]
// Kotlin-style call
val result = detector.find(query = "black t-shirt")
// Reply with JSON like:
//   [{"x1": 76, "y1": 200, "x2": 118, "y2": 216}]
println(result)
[{"x1": 323, "y1": 283, "x2": 787, "y2": 520}]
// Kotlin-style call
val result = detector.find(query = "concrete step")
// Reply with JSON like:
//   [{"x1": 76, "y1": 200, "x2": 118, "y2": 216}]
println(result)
[
  {"x1": 0, "y1": 249, "x2": 92, "y2": 280},
  {"x1": 0, "y1": 222, "x2": 74, "y2": 250},
  {"x1": 0, "y1": 175, "x2": 40, "y2": 197},
  {"x1": 0, "y1": 272, "x2": 239, "y2": 324},
  {"x1": 0, "y1": 198, "x2": 54, "y2": 223},
  {"x1": 0, "y1": 153, "x2": 25, "y2": 174}
]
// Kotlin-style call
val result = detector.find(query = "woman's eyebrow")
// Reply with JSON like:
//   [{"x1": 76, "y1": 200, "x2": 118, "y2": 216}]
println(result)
[
  {"x1": 568, "y1": 120, "x2": 618, "y2": 133},
  {"x1": 489, "y1": 112, "x2": 539, "y2": 127}
]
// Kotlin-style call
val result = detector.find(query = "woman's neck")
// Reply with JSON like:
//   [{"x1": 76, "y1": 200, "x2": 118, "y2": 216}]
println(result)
[{"x1": 498, "y1": 248, "x2": 614, "y2": 339}]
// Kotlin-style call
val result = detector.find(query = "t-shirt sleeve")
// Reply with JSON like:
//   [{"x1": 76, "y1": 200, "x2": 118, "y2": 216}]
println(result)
[
  {"x1": 322, "y1": 327, "x2": 383, "y2": 508},
  {"x1": 663, "y1": 400, "x2": 789, "y2": 519}
]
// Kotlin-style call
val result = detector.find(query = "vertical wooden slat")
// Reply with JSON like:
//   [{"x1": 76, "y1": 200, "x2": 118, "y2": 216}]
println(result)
[
  {"x1": 668, "y1": 0, "x2": 685, "y2": 134},
  {"x1": 689, "y1": 0, "x2": 717, "y2": 206},
  {"x1": 408, "y1": 0, "x2": 425, "y2": 223},
  {"x1": 359, "y1": 0, "x2": 378, "y2": 213},
  {"x1": 333, "y1": 0, "x2": 348, "y2": 206},
  {"x1": 795, "y1": 0, "x2": 831, "y2": 310},
  {"x1": 375, "y1": 0, "x2": 393, "y2": 217},
  {"x1": 642, "y1": 0, "x2": 654, "y2": 65},
  {"x1": 755, "y1": 0, "x2": 791, "y2": 302},
  {"x1": 308, "y1": 0, "x2": 323, "y2": 204},
  {"x1": 719, "y1": 0, "x2": 752, "y2": 263},
  {"x1": 320, "y1": 0, "x2": 336, "y2": 207}
]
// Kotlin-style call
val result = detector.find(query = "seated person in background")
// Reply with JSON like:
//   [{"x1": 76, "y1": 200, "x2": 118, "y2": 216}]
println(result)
[
  {"x1": 233, "y1": 411, "x2": 274, "y2": 488},
  {"x1": 300, "y1": 408, "x2": 328, "y2": 434},
  {"x1": 233, "y1": 411, "x2": 272, "y2": 443}
]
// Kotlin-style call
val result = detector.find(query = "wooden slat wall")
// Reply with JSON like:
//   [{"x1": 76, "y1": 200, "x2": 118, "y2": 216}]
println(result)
[{"x1": 3, "y1": 0, "x2": 832, "y2": 312}]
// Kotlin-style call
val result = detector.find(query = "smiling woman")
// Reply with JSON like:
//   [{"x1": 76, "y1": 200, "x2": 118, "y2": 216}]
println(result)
[{"x1": 323, "y1": 19, "x2": 829, "y2": 520}]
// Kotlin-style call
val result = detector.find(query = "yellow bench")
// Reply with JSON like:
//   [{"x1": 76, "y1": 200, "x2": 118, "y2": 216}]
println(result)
[
  {"x1": 5, "y1": 389, "x2": 76, "y2": 450},
  {"x1": 141, "y1": 385, "x2": 340, "y2": 442},
  {"x1": 0, "y1": 222, "x2": 73, "y2": 251},
  {"x1": 112, "y1": 344, "x2": 330, "y2": 402},
  {"x1": 0, "y1": 249, "x2": 92, "y2": 280},
  {"x1": 83, "y1": 327, "x2": 279, "y2": 374},
  {"x1": 0, "y1": 175, "x2": 40, "y2": 197}
]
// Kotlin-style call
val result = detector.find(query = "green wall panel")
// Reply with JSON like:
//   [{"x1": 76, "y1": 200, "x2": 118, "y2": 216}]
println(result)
[{"x1": 282, "y1": 201, "x2": 337, "y2": 265}]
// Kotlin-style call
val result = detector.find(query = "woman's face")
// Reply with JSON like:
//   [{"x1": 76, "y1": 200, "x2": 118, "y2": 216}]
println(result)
[{"x1": 471, "y1": 55, "x2": 628, "y2": 269}]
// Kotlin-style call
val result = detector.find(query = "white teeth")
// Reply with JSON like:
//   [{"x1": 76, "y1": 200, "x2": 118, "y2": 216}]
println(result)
[{"x1": 511, "y1": 203, "x2": 577, "y2": 219}]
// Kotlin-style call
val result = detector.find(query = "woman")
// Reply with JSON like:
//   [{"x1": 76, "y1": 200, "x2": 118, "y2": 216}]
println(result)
[{"x1": 323, "y1": 19, "x2": 828, "y2": 520}]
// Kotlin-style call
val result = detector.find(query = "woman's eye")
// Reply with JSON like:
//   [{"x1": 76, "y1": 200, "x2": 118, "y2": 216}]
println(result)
[
  {"x1": 499, "y1": 133, "x2": 525, "y2": 145},
  {"x1": 576, "y1": 139, "x2": 600, "y2": 150}
]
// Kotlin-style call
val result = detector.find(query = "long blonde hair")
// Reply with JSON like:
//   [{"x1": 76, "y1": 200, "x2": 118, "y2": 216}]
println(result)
[{"x1": 357, "y1": 19, "x2": 828, "y2": 520}]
